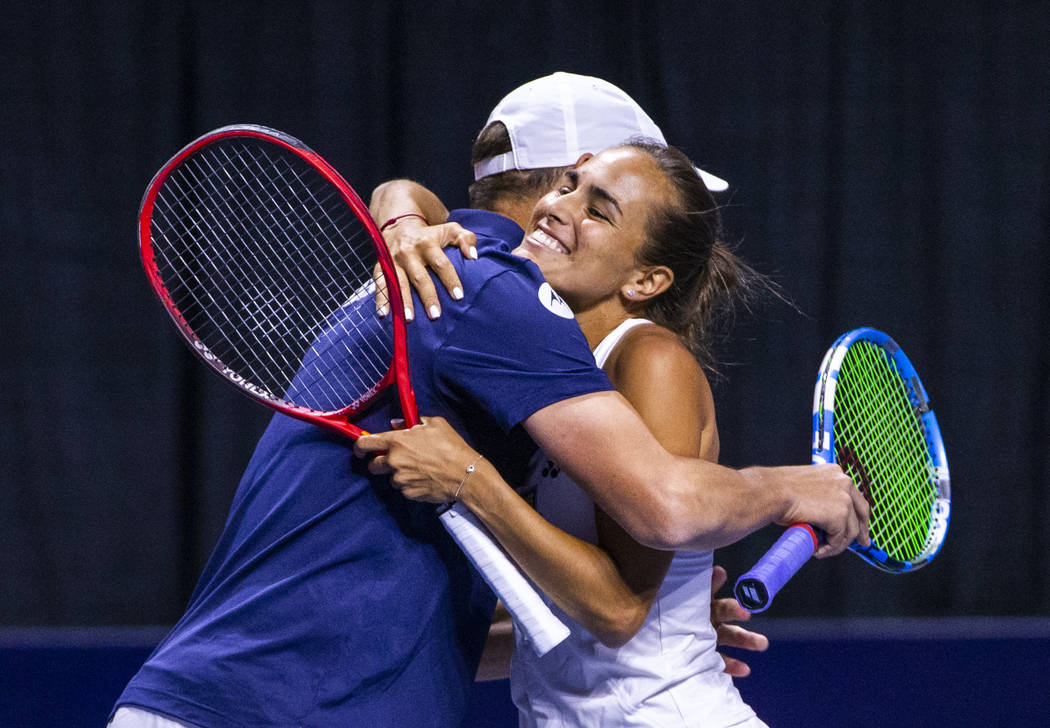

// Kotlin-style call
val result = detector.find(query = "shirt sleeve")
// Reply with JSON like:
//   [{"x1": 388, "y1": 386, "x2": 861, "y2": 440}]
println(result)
[{"x1": 434, "y1": 267, "x2": 613, "y2": 432}]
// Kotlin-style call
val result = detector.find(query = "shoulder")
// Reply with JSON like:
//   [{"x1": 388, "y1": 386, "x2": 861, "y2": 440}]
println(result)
[
  {"x1": 452, "y1": 250, "x2": 577, "y2": 332},
  {"x1": 447, "y1": 208, "x2": 523, "y2": 253},
  {"x1": 434, "y1": 259, "x2": 598, "y2": 374},
  {"x1": 607, "y1": 324, "x2": 708, "y2": 392},
  {"x1": 604, "y1": 322, "x2": 718, "y2": 460}
]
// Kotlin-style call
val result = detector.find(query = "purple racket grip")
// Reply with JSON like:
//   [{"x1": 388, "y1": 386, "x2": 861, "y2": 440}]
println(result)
[{"x1": 734, "y1": 524, "x2": 819, "y2": 613}]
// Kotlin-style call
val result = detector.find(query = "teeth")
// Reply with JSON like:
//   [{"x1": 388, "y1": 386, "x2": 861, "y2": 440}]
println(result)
[{"x1": 528, "y1": 228, "x2": 567, "y2": 254}]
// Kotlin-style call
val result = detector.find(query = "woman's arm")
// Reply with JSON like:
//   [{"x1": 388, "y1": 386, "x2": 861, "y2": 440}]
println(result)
[
  {"x1": 373, "y1": 415, "x2": 666, "y2": 647},
  {"x1": 369, "y1": 179, "x2": 451, "y2": 229},
  {"x1": 475, "y1": 601, "x2": 515, "y2": 682}
]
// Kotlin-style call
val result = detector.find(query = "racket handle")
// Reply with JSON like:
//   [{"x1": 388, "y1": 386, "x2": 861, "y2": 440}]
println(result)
[
  {"x1": 733, "y1": 523, "x2": 819, "y2": 613},
  {"x1": 439, "y1": 502, "x2": 570, "y2": 656}
]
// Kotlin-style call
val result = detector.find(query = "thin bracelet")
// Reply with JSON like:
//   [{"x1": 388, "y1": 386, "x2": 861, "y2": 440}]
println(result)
[
  {"x1": 380, "y1": 212, "x2": 429, "y2": 232},
  {"x1": 454, "y1": 454, "x2": 485, "y2": 501}
]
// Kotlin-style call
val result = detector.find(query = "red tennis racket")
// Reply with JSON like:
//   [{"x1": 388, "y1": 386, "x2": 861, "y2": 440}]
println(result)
[{"x1": 139, "y1": 124, "x2": 569, "y2": 655}]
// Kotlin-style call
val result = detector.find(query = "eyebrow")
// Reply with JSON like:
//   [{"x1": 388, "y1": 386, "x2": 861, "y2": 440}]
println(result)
[{"x1": 567, "y1": 169, "x2": 623, "y2": 218}]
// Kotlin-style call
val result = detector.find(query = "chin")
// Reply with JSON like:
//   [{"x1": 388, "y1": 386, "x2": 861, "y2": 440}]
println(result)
[{"x1": 510, "y1": 244, "x2": 533, "y2": 261}]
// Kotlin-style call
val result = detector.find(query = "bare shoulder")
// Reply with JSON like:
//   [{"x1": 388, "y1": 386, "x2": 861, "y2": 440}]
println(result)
[
  {"x1": 605, "y1": 322, "x2": 718, "y2": 460},
  {"x1": 606, "y1": 324, "x2": 710, "y2": 396}
]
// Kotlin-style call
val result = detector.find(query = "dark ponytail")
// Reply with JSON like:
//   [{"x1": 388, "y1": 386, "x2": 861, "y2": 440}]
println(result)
[{"x1": 626, "y1": 140, "x2": 770, "y2": 376}]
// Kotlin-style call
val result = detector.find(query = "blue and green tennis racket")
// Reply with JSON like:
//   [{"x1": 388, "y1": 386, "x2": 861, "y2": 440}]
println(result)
[{"x1": 735, "y1": 328, "x2": 951, "y2": 612}]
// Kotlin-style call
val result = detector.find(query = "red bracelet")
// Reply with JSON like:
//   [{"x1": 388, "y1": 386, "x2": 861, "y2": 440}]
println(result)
[{"x1": 380, "y1": 212, "x2": 429, "y2": 232}]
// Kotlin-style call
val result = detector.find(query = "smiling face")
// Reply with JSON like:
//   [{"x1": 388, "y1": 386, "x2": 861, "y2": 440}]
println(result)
[{"x1": 513, "y1": 147, "x2": 677, "y2": 313}]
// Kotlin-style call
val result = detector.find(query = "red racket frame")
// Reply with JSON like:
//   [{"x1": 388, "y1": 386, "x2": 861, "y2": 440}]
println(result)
[{"x1": 138, "y1": 125, "x2": 418, "y2": 439}]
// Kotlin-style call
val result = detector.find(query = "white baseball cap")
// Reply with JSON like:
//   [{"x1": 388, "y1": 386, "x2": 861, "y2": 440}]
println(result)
[{"x1": 473, "y1": 71, "x2": 729, "y2": 193}]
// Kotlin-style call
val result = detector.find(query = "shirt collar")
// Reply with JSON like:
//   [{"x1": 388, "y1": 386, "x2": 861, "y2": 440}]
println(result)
[{"x1": 447, "y1": 209, "x2": 524, "y2": 252}]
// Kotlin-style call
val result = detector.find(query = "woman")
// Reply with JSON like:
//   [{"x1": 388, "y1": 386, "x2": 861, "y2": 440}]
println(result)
[{"x1": 367, "y1": 141, "x2": 769, "y2": 727}]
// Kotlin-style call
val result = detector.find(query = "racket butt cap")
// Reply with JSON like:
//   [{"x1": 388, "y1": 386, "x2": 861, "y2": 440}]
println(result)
[
  {"x1": 733, "y1": 523, "x2": 820, "y2": 614},
  {"x1": 734, "y1": 578, "x2": 770, "y2": 612}
]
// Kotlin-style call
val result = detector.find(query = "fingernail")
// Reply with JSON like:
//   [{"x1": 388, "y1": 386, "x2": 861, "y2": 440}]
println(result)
[
  {"x1": 428, "y1": 305, "x2": 440, "y2": 319},
  {"x1": 404, "y1": 306, "x2": 414, "y2": 321},
  {"x1": 377, "y1": 305, "x2": 389, "y2": 317},
  {"x1": 452, "y1": 287, "x2": 463, "y2": 300},
  {"x1": 469, "y1": 246, "x2": 478, "y2": 260}
]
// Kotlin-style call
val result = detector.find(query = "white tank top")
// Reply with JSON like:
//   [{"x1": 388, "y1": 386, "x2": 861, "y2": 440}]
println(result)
[{"x1": 510, "y1": 318, "x2": 761, "y2": 728}]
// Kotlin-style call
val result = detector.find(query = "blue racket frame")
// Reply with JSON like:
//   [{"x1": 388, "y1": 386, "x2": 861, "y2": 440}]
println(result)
[
  {"x1": 734, "y1": 328, "x2": 951, "y2": 613},
  {"x1": 812, "y1": 328, "x2": 951, "y2": 572}
]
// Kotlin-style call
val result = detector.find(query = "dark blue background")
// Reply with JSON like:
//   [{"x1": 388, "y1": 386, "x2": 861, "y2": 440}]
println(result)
[{"x1": 2, "y1": 2, "x2": 1049, "y2": 724}]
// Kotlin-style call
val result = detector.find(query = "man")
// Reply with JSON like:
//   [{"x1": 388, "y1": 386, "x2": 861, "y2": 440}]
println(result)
[{"x1": 110, "y1": 74, "x2": 866, "y2": 728}]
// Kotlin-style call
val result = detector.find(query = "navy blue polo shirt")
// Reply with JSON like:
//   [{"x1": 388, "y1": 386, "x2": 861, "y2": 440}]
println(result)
[{"x1": 113, "y1": 209, "x2": 612, "y2": 727}]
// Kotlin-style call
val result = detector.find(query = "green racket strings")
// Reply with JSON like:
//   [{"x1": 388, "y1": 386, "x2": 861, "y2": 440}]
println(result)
[{"x1": 833, "y1": 341, "x2": 935, "y2": 562}]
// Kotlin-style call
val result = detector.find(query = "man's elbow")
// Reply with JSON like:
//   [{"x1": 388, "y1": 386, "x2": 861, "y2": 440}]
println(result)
[{"x1": 623, "y1": 494, "x2": 698, "y2": 551}]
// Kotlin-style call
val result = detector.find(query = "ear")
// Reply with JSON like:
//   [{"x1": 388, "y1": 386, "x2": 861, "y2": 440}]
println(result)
[
  {"x1": 622, "y1": 265, "x2": 674, "y2": 303},
  {"x1": 573, "y1": 153, "x2": 594, "y2": 167}
]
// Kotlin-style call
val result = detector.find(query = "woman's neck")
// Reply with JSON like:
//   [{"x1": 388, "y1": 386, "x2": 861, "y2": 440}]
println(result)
[{"x1": 575, "y1": 302, "x2": 632, "y2": 351}]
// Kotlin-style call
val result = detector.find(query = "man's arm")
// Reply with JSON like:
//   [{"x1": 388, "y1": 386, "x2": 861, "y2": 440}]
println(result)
[{"x1": 522, "y1": 390, "x2": 869, "y2": 555}]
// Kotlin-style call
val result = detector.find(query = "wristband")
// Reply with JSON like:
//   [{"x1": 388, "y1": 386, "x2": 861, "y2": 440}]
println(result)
[{"x1": 380, "y1": 212, "x2": 429, "y2": 232}]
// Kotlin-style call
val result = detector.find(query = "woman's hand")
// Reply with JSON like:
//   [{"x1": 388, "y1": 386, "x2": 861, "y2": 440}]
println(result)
[
  {"x1": 354, "y1": 416, "x2": 483, "y2": 503},
  {"x1": 375, "y1": 218, "x2": 477, "y2": 321},
  {"x1": 710, "y1": 565, "x2": 769, "y2": 677}
]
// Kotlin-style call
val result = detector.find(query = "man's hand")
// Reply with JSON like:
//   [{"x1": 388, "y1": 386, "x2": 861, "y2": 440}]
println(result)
[
  {"x1": 767, "y1": 464, "x2": 871, "y2": 558},
  {"x1": 711, "y1": 565, "x2": 768, "y2": 677},
  {"x1": 376, "y1": 218, "x2": 477, "y2": 321}
]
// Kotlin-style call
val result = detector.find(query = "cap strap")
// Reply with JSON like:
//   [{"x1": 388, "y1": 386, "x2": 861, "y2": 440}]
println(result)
[{"x1": 473, "y1": 151, "x2": 517, "y2": 180}]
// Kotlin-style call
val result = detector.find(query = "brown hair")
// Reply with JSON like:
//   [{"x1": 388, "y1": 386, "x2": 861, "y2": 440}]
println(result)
[{"x1": 625, "y1": 140, "x2": 770, "y2": 375}]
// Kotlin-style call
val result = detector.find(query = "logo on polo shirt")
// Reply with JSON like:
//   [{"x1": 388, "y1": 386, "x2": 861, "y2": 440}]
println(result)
[{"x1": 538, "y1": 282, "x2": 574, "y2": 319}]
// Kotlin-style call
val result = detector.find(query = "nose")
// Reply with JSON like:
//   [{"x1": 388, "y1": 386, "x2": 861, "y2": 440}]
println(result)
[{"x1": 543, "y1": 190, "x2": 575, "y2": 227}]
